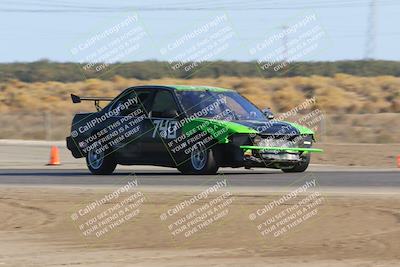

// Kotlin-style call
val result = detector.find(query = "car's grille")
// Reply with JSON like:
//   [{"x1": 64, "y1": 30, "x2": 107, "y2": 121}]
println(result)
[
  {"x1": 257, "y1": 137, "x2": 296, "y2": 148},
  {"x1": 255, "y1": 134, "x2": 310, "y2": 148}
]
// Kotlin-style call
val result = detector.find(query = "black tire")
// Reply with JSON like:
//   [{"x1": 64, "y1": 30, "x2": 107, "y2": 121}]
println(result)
[
  {"x1": 281, "y1": 153, "x2": 310, "y2": 173},
  {"x1": 86, "y1": 148, "x2": 117, "y2": 175},
  {"x1": 177, "y1": 143, "x2": 219, "y2": 175}
]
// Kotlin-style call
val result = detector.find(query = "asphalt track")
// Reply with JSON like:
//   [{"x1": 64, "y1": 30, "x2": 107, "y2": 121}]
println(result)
[
  {"x1": 0, "y1": 168, "x2": 399, "y2": 190},
  {"x1": 0, "y1": 141, "x2": 399, "y2": 192}
]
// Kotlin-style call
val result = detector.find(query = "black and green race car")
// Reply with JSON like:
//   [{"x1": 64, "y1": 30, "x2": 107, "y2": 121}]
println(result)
[{"x1": 66, "y1": 85, "x2": 322, "y2": 175}]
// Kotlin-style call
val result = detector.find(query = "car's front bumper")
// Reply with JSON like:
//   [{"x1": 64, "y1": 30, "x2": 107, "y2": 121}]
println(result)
[
  {"x1": 239, "y1": 145, "x2": 323, "y2": 167},
  {"x1": 240, "y1": 145, "x2": 323, "y2": 153}
]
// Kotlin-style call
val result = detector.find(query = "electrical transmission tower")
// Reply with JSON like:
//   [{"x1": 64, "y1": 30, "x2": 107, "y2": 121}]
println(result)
[{"x1": 364, "y1": 0, "x2": 377, "y2": 59}]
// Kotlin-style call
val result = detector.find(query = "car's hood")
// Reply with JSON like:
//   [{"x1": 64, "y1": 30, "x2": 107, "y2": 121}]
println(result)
[{"x1": 182, "y1": 118, "x2": 314, "y2": 144}]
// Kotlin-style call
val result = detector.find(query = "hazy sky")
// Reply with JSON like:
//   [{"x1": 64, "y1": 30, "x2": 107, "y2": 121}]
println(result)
[{"x1": 0, "y1": 0, "x2": 399, "y2": 62}]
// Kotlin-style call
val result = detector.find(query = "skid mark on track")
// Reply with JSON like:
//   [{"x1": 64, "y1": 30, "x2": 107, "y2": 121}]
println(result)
[{"x1": 0, "y1": 199, "x2": 56, "y2": 232}]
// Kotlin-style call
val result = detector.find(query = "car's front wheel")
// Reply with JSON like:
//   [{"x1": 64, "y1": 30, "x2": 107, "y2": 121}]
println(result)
[
  {"x1": 281, "y1": 153, "x2": 310, "y2": 173},
  {"x1": 177, "y1": 143, "x2": 219, "y2": 175},
  {"x1": 86, "y1": 148, "x2": 117, "y2": 175}
]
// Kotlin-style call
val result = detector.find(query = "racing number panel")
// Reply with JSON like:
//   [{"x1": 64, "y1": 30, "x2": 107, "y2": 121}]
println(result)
[{"x1": 148, "y1": 90, "x2": 181, "y2": 164}]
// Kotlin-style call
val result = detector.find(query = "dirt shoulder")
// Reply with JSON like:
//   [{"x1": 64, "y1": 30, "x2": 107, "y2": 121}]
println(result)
[
  {"x1": 313, "y1": 143, "x2": 400, "y2": 168},
  {"x1": 0, "y1": 187, "x2": 399, "y2": 266}
]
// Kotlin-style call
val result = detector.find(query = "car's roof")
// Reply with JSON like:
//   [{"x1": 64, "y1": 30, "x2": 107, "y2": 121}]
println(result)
[
  {"x1": 168, "y1": 85, "x2": 233, "y2": 92},
  {"x1": 133, "y1": 85, "x2": 234, "y2": 92}
]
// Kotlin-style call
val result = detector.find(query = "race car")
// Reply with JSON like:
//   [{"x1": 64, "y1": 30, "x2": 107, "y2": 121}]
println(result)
[{"x1": 66, "y1": 85, "x2": 322, "y2": 175}]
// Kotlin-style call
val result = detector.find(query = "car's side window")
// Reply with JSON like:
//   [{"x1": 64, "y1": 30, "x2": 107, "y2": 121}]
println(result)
[
  {"x1": 111, "y1": 90, "x2": 154, "y2": 117},
  {"x1": 151, "y1": 90, "x2": 179, "y2": 118},
  {"x1": 131, "y1": 90, "x2": 154, "y2": 116}
]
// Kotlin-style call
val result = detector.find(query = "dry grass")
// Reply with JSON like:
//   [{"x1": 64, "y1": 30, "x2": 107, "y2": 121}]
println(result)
[
  {"x1": 0, "y1": 75, "x2": 399, "y2": 142},
  {"x1": 1, "y1": 74, "x2": 399, "y2": 114}
]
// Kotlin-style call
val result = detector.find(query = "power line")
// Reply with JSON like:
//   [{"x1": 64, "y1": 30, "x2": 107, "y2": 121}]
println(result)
[{"x1": 0, "y1": 0, "x2": 399, "y2": 13}]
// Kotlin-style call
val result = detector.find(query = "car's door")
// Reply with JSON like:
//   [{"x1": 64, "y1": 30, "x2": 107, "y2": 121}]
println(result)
[
  {"x1": 106, "y1": 88, "x2": 155, "y2": 163},
  {"x1": 146, "y1": 89, "x2": 182, "y2": 165}
]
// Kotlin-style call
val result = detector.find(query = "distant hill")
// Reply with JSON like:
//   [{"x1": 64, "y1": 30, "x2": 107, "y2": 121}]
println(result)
[{"x1": 1, "y1": 60, "x2": 400, "y2": 83}]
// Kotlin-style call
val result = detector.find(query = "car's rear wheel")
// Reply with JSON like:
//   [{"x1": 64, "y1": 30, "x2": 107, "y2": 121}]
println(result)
[
  {"x1": 281, "y1": 153, "x2": 310, "y2": 173},
  {"x1": 86, "y1": 148, "x2": 116, "y2": 175},
  {"x1": 177, "y1": 143, "x2": 219, "y2": 175}
]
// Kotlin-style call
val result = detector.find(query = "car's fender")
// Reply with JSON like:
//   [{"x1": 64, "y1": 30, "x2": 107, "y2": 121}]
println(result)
[{"x1": 182, "y1": 118, "x2": 257, "y2": 144}]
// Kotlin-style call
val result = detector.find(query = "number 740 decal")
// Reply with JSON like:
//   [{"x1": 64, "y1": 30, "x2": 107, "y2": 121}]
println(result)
[{"x1": 152, "y1": 120, "x2": 178, "y2": 139}]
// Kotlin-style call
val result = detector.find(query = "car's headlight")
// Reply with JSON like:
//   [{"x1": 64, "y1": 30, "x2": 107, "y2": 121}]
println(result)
[{"x1": 252, "y1": 135, "x2": 262, "y2": 145}]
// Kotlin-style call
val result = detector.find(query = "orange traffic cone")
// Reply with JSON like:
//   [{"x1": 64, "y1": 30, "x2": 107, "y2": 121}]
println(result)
[
  {"x1": 47, "y1": 146, "x2": 61, "y2": 165},
  {"x1": 397, "y1": 155, "x2": 400, "y2": 168}
]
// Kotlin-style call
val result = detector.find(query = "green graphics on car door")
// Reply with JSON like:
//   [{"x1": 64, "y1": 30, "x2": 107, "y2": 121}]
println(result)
[{"x1": 182, "y1": 118, "x2": 257, "y2": 144}]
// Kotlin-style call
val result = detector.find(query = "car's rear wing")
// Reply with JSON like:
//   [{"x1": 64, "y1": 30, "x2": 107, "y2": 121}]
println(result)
[{"x1": 71, "y1": 94, "x2": 113, "y2": 111}]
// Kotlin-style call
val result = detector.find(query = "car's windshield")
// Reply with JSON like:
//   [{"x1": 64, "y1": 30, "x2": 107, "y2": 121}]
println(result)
[{"x1": 176, "y1": 90, "x2": 265, "y2": 121}]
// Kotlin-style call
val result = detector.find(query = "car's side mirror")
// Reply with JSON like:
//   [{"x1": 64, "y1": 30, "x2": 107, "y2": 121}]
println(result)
[
  {"x1": 161, "y1": 109, "x2": 179, "y2": 118},
  {"x1": 262, "y1": 108, "x2": 274, "y2": 120}
]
